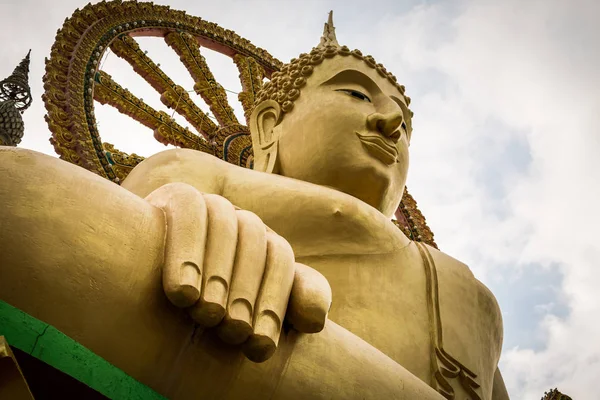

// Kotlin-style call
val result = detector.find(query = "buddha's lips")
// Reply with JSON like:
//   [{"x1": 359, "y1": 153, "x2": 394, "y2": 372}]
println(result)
[{"x1": 355, "y1": 132, "x2": 398, "y2": 165}]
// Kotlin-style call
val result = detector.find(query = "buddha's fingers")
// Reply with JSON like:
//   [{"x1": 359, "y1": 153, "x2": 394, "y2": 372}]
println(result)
[
  {"x1": 218, "y1": 211, "x2": 268, "y2": 345},
  {"x1": 188, "y1": 194, "x2": 238, "y2": 327},
  {"x1": 243, "y1": 231, "x2": 295, "y2": 363},
  {"x1": 145, "y1": 183, "x2": 207, "y2": 308},
  {"x1": 286, "y1": 263, "x2": 332, "y2": 333}
]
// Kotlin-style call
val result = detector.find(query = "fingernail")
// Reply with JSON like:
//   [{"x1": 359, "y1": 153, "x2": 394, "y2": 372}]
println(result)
[
  {"x1": 254, "y1": 310, "x2": 281, "y2": 343},
  {"x1": 216, "y1": 299, "x2": 253, "y2": 345},
  {"x1": 173, "y1": 262, "x2": 200, "y2": 307},
  {"x1": 180, "y1": 261, "x2": 201, "y2": 288},
  {"x1": 243, "y1": 311, "x2": 281, "y2": 363},
  {"x1": 204, "y1": 276, "x2": 228, "y2": 306},
  {"x1": 229, "y1": 298, "x2": 252, "y2": 325}
]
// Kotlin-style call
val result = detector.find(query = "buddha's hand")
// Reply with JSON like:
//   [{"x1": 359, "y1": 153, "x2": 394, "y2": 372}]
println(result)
[{"x1": 146, "y1": 182, "x2": 332, "y2": 362}]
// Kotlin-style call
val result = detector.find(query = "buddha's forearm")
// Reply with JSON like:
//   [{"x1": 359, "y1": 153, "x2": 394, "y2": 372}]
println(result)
[{"x1": 122, "y1": 148, "x2": 406, "y2": 258}]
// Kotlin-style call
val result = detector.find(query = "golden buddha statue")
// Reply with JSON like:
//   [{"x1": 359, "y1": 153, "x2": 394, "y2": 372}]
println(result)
[{"x1": 0, "y1": 5, "x2": 509, "y2": 400}]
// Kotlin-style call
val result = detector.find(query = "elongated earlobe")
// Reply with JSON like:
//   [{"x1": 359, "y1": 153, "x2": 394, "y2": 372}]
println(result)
[{"x1": 249, "y1": 100, "x2": 283, "y2": 173}]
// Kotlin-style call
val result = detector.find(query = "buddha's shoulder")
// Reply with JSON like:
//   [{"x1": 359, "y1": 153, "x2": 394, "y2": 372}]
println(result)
[
  {"x1": 122, "y1": 149, "x2": 237, "y2": 197},
  {"x1": 422, "y1": 244, "x2": 475, "y2": 280},
  {"x1": 129, "y1": 148, "x2": 234, "y2": 177},
  {"x1": 423, "y1": 244, "x2": 503, "y2": 321}
]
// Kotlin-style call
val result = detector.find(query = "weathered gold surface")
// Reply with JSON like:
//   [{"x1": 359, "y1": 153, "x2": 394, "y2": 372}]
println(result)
[
  {"x1": 43, "y1": 0, "x2": 281, "y2": 182},
  {"x1": 102, "y1": 142, "x2": 145, "y2": 182},
  {"x1": 165, "y1": 31, "x2": 239, "y2": 126},
  {"x1": 396, "y1": 188, "x2": 438, "y2": 248},
  {"x1": 110, "y1": 34, "x2": 218, "y2": 138},
  {"x1": 233, "y1": 54, "x2": 266, "y2": 124},
  {"x1": 0, "y1": 5, "x2": 510, "y2": 400},
  {"x1": 94, "y1": 70, "x2": 209, "y2": 151}
]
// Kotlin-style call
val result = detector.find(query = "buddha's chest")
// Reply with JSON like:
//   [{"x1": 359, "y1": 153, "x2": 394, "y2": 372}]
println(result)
[{"x1": 297, "y1": 244, "x2": 497, "y2": 399}]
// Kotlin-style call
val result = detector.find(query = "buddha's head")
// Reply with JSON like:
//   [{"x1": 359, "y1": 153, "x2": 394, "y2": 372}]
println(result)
[{"x1": 249, "y1": 12, "x2": 413, "y2": 218}]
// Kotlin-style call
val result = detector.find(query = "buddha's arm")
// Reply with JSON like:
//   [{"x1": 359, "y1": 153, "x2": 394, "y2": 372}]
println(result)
[
  {"x1": 0, "y1": 147, "x2": 442, "y2": 399},
  {"x1": 122, "y1": 148, "x2": 405, "y2": 258}
]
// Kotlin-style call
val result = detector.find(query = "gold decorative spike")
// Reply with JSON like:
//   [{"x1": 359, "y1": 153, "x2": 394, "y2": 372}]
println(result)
[
  {"x1": 233, "y1": 54, "x2": 265, "y2": 124},
  {"x1": 165, "y1": 31, "x2": 239, "y2": 126},
  {"x1": 93, "y1": 71, "x2": 212, "y2": 153},
  {"x1": 0, "y1": 50, "x2": 32, "y2": 113},
  {"x1": 109, "y1": 34, "x2": 218, "y2": 139}
]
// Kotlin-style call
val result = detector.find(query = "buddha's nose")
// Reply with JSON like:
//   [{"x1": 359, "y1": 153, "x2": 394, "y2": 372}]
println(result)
[{"x1": 366, "y1": 111, "x2": 403, "y2": 143}]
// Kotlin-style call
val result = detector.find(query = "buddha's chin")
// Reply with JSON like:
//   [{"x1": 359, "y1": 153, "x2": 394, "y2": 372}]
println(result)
[
  {"x1": 328, "y1": 166, "x2": 394, "y2": 213},
  {"x1": 279, "y1": 155, "x2": 397, "y2": 213}
]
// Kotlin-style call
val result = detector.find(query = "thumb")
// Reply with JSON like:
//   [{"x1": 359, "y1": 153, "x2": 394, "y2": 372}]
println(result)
[{"x1": 286, "y1": 263, "x2": 332, "y2": 333}]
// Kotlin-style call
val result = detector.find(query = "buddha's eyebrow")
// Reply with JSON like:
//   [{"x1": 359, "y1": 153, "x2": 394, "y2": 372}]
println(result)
[
  {"x1": 390, "y1": 95, "x2": 409, "y2": 120},
  {"x1": 320, "y1": 69, "x2": 381, "y2": 95},
  {"x1": 321, "y1": 70, "x2": 408, "y2": 113}
]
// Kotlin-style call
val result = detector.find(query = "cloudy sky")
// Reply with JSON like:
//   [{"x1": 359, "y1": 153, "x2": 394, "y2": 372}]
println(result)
[{"x1": 1, "y1": 0, "x2": 598, "y2": 398}]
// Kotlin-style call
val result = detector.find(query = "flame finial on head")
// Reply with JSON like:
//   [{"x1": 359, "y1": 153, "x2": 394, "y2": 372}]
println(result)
[{"x1": 317, "y1": 11, "x2": 340, "y2": 49}]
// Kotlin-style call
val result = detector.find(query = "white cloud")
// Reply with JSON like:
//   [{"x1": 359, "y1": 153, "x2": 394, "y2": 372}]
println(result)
[{"x1": 367, "y1": 0, "x2": 600, "y2": 398}]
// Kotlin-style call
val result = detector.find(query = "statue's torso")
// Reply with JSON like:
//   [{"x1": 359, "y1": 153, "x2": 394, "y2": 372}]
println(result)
[
  {"x1": 298, "y1": 245, "x2": 432, "y2": 381},
  {"x1": 300, "y1": 244, "x2": 502, "y2": 399}
]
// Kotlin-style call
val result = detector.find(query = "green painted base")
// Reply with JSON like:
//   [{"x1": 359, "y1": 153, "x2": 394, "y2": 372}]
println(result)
[{"x1": 0, "y1": 300, "x2": 166, "y2": 400}]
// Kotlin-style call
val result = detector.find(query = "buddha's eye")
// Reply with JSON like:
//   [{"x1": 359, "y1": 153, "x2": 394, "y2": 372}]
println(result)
[{"x1": 335, "y1": 89, "x2": 371, "y2": 103}]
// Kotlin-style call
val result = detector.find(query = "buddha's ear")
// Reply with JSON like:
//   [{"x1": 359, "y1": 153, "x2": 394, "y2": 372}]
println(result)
[{"x1": 249, "y1": 100, "x2": 283, "y2": 173}]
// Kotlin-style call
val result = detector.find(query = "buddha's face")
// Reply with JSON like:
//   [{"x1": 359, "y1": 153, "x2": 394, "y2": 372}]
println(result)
[{"x1": 270, "y1": 56, "x2": 411, "y2": 218}]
